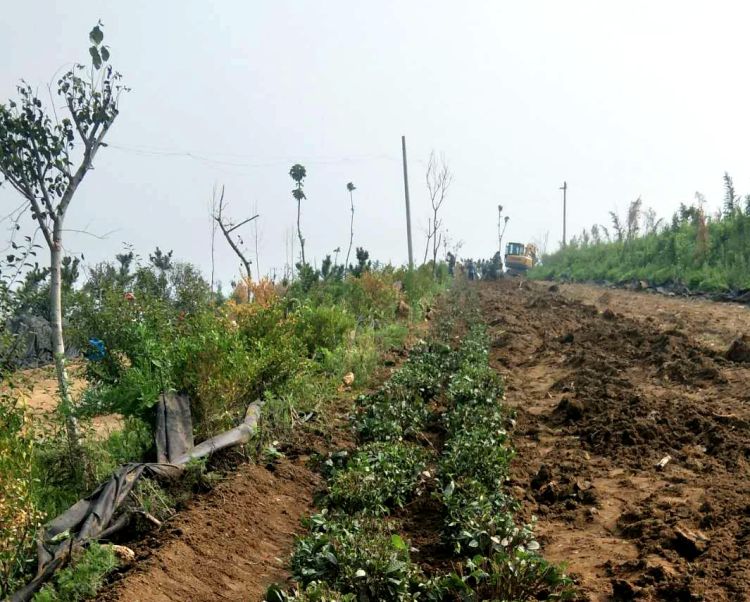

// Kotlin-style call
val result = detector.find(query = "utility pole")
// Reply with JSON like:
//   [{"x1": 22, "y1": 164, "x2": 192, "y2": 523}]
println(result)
[
  {"x1": 401, "y1": 135, "x2": 414, "y2": 269},
  {"x1": 497, "y1": 205, "x2": 503, "y2": 256},
  {"x1": 498, "y1": 205, "x2": 509, "y2": 271},
  {"x1": 560, "y1": 181, "x2": 568, "y2": 247}
]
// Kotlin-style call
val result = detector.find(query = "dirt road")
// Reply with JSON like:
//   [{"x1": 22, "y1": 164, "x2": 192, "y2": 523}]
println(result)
[{"x1": 479, "y1": 280, "x2": 750, "y2": 601}]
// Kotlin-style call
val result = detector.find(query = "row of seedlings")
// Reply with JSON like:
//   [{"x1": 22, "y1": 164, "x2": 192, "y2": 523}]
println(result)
[
  {"x1": 433, "y1": 325, "x2": 576, "y2": 600},
  {"x1": 267, "y1": 338, "x2": 455, "y2": 601}
]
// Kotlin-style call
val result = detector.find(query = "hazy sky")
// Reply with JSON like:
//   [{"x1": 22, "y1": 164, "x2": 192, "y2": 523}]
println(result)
[{"x1": 3, "y1": 1, "x2": 750, "y2": 286}]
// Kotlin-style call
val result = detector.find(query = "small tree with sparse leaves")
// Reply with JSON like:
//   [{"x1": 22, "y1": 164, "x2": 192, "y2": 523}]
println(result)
[
  {"x1": 0, "y1": 22, "x2": 126, "y2": 468},
  {"x1": 289, "y1": 164, "x2": 307, "y2": 267}
]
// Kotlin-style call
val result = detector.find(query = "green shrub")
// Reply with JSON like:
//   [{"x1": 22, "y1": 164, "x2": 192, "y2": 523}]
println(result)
[
  {"x1": 326, "y1": 441, "x2": 427, "y2": 515},
  {"x1": 33, "y1": 543, "x2": 118, "y2": 602},
  {"x1": 293, "y1": 304, "x2": 356, "y2": 360},
  {"x1": 1, "y1": 395, "x2": 44, "y2": 598}
]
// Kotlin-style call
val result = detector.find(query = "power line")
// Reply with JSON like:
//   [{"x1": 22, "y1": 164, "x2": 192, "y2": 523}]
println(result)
[{"x1": 107, "y1": 143, "x2": 401, "y2": 169}]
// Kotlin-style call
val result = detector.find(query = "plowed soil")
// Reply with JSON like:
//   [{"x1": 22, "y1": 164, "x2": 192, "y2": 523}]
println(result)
[{"x1": 479, "y1": 280, "x2": 750, "y2": 601}]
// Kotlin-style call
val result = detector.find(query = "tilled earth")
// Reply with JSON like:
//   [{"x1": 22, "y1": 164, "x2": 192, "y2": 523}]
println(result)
[{"x1": 479, "y1": 279, "x2": 750, "y2": 601}]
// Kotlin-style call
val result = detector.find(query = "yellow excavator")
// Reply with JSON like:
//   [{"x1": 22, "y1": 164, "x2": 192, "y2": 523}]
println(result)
[{"x1": 504, "y1": 242, "x2": 539, "y2": 275}]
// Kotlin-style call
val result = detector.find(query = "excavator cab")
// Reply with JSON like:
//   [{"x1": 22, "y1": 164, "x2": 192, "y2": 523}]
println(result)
[{"x1": 504, "y1": 242, "x2": 538, "y2": 275}]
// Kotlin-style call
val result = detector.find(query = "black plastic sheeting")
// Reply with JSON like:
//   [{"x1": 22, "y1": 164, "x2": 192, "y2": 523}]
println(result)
[{"x1": 10, "y1": 393, "x2": 263, "y2": 602}]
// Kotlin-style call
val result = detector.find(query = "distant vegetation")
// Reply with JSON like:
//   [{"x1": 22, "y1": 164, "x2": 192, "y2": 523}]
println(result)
[{"x1": 532, "y1": 173, "x2": 750, "y2": 292}]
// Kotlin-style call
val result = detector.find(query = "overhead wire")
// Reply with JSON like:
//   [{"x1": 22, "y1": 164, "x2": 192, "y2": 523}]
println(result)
[{"x1": 107, "y1": 142, "x2": 402, "y2": 170}]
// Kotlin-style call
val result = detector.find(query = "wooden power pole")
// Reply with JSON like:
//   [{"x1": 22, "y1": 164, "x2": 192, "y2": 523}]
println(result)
[
  {"x1": 401, "y1": 136, "x2": 414, "y2": 269},
  {"x1": 560, "y1": 181, "x2": 568, "y2": 247}
]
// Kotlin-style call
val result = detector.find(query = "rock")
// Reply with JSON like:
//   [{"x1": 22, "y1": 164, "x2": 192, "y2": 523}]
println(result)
[
  {"x1": 725, "y1": 335, "x2": 750, "y2": 363},
  {"x1": 112, "y1": 545, "x2": 136, "y2": 564}
]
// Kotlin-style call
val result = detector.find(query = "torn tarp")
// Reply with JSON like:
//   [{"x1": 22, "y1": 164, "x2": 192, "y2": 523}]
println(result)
[{"x1": 10, "y1": 393, "x2": 263, "y2": 602}]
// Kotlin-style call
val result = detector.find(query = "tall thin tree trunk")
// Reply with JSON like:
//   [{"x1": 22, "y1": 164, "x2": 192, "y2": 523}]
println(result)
[
  {"x1": 423, "y1": 218, "x2": 431, "y2": 265},
  {"x1": 50, "y1": 227, "x2": 83, "y2": 466},
  {"x1": 432, "y1": 215, "x2": 439, "y2": 276},
  {"x1": 297, "y1": 199, "x2": 306, "y2": 266},
  {"x1": 253, "y1": 203, "x2": 261, "y2": 281},
  {"x1": 345, "y1": 190, "x2": 354, "y2": 273}
]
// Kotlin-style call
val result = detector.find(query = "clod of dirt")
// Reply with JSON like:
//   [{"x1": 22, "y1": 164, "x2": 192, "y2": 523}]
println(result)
[
  {"x1": 555, "y1": 396, "x2": 585, "y2": 422},
  {"x1": 672, "y1": 526, "x2": 709, "y2": 560},
  {"x1": 612, "y1": 578, "x2": 641, "y2": 600},
  {"x1": 602, "y1": 308, "x2": 616, "y2": 320},
  {"x1": 531, "y1": 464, "x2": 553, "y2": 491},
  {"x1": 725, "y1": 334, "x2": 750, "y2": 363}
]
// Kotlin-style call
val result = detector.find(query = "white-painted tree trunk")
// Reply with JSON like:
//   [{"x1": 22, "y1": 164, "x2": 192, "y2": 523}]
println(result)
[{"x1": 50, "y1": 224, "x2": 83, "y2": 463}]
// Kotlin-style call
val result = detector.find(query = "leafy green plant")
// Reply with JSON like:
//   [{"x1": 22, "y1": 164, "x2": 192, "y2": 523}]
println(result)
[
  {"x1": 326, "y1": 441, "x2": 427, "y2": 515},
  {"x1": 440, "y1": 479, "x2": 519, "y2": 555},
  {"x1": 351, "y1": 390, "x2": 430, "y2": 442},
  {"x1": 458, "y1": 549, "x2": 576, "y2": 601},
  {"x1": 291, "y1": 512, "x2": 423, "y2": 601},
  {"x1": 266, "y1": 581, "x2": 355, "y2": 602}
]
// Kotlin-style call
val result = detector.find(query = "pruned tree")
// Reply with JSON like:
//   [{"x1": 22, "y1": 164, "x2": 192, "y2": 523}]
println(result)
[
  {"x1": 425, "y1": 151, "x2": 452, "y2": 275},
  {"x1": 0, "y1": 22, "x2": 126, "y2": 465},
  {"x1": 289, "y1": 164, "x2": 307, "y2": 267},
  {"x1": 344, "y1": 182, "x2": 356, "y2": 274},
  {"x1": 212, "y1": 185, "x2": 258, "y2": 297}
]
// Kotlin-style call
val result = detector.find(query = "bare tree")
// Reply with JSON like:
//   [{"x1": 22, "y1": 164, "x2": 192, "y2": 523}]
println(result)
[
  {"x1": 344, "y1": 182, "x2": 356, "y2": 274},
  {"x1": 252, "y1": 200, "x2": 261, "y2": 281},
  {"x1": 0, "y1": 23, "x2": 125, "y2": 466},
  {"x1": 425, "y1": 151, "x2": 453, "y2": 275},
  {"x1": 212, "y1": 186, "x2": 258, "y2": 297}
]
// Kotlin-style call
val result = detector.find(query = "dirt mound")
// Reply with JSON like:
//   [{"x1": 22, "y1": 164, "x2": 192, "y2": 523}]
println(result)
[{"x1": 478, "y1": 279, "x2": 750, "y2": 601}]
